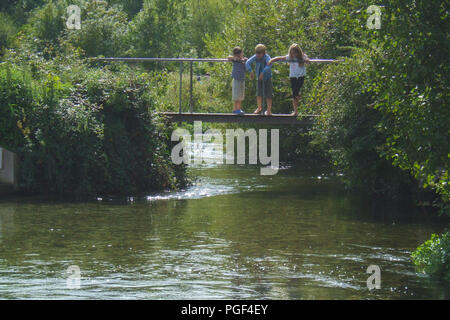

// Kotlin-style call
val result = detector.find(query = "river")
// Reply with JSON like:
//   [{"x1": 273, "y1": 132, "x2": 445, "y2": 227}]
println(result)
[{"x1": 0, "y1": 150, "x2": 448, "y2": 299}]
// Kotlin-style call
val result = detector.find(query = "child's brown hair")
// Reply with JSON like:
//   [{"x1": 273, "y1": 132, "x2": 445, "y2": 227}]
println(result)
[
  {"x1": 233, "y1": 46, "x2": 243, "y2": 55},
  {"x1": 288, "y1": 43, "x2": 305, "y2": 66}
]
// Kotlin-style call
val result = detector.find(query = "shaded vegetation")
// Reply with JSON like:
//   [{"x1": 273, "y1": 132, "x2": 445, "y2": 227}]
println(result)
[
  {"x1": 412, "y1": 232, "x2": 450, "y2": 280},
  {"x1": 0, "y1": 57, "x2": 187, "y2": 196}
]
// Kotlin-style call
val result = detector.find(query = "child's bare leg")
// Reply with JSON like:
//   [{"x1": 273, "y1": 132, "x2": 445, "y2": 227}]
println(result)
[
  {"x1": 265, "y1": 98, "x2": 273, "y2": 115},
  {"x1": 234, "y1": 100, "x2": 242, "y2": 111},
  {"x1": 233, "y1": 100, "x2": 239, "y2": 111},
  {"x1": 291, "y1": 96, "x2": 300, "y2": 115},
  {"x1": 253, "y1": 96, "x2": 263, "y2": 113}
]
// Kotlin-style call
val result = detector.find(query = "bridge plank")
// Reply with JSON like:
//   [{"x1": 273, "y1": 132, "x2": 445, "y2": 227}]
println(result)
[{"x1": 159, "y1": 112, "x2": 317, "y2": 126}]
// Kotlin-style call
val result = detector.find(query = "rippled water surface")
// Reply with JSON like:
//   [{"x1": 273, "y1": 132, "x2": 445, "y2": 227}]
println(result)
[{"x1": 0, "y1": 161, "x2": 448, "y2": 299}]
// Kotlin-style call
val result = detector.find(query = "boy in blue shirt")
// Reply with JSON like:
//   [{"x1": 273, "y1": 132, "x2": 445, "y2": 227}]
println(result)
[{"x1": 245, "y1": 44, "x2": 273, "y2": 115}]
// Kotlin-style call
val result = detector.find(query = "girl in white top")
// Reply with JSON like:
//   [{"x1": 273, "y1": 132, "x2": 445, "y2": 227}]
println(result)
[{"x1": 269, "y1": 44, "x2": 310, "y2": 116}]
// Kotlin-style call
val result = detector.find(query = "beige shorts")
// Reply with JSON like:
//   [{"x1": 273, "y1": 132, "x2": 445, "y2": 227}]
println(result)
[{"x1": 232, "y1": 79, "x2": 245, "y2": 101}]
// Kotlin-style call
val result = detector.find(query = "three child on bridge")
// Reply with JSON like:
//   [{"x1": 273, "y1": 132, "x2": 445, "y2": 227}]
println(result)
[{"x1": 227, "y1": 43, "x2": 310, "y2": 116}]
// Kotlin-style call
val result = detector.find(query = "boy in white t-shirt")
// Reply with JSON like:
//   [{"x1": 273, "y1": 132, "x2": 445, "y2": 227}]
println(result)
[{"x1": 269, "y1": 44, "x2": 310, "y2": 116}]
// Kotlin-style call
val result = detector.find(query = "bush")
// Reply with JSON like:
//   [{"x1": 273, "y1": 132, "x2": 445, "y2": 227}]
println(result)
[
  {"x1": 307, "y1": 51, "x2": 415, "y2": 199},
  {"x1": 0, "y1": 61, "x2": 188, "y2": 197},
  {"x1": 124, "y1": 0, "x2": 186, "y2": 60},
  {"x1": 26, "y1": 0, "x2": 67, "y2": 45},
  {"x1": 370, "y1": 0, "x2": 449, "y2": 209},
  {"x1": 411, "y1": 232, "x2": 450, "y2": 280},
  {"x1": 0, "y1": 12, "x2": 18, "y2": 53},
  {"x1": 0, "y1": 64, "x2": 33, "y2": 152},
  {"x1": 65, "y1": 0, "x2": 129, "y2": 57}
]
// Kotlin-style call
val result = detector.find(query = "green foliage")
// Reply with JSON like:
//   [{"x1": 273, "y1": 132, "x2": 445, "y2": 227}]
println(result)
[
  {"x1": 2, "y1": 0, "x2": 238, "y2": 60},
  {"x1": 124, "y1": 0, "x2": 187, "y2": 59},
  {"x1": 0, "y1": 12, "x2": 18, "y2": 53},
  {"x1": 187, "y1": 0, "x2": 232, "y2": 57},
  {"x1": 0, "y1": 0, "x2": 47, "y2": 26},
  {"x1": 109, "y1": 0, "x2": 144, "y2": 18},
  {"x1": 26, "y1": 0, "x2": 67, "y2": 45},
  {"x1": 65, "y1": 0, "x2": 129, "y2": 57},
  {"x1": 411, "y1": 232, "x2": 450, "y2": 280},
  {"x1": 369, "y1": 0, "x2": 449, "y2": 208},
  {"x1": 307, "y1": 51, "x2": 415, "y2": 198},
  {"x1": 155, "y1": 72, "x2": 225, "y2": 113},
  {"x1": 123, "y1": 0, "x2": 232, "y2": 59},
  {"x1": 278, "y1": 127, "x2": 327, "y2": 165},
  {"x1": 0, "y1": 60, "x2": 188, "y2": 196},
  {"x1": 0, "y1": 63, "x2": 33, "y2": 152}
]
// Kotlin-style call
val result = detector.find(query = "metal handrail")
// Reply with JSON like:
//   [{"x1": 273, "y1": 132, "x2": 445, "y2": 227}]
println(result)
[
  {"x1": 94, "y1": 57, "x2": 230, "y2": 62},
  {"x1": 93, "y1": 57, "x2": 341, "y2": 63}
]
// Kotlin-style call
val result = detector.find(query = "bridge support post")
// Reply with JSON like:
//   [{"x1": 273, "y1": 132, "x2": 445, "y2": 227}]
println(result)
[
  {"x1": 189, "y1": 61, "x2": 193, "y2": 113},
  {"x1": 179, "y1": 61, "x2": 183, "y2": 114},
  {"x1": 0, "y1": 147, "x2": 19, "y2": 194}
]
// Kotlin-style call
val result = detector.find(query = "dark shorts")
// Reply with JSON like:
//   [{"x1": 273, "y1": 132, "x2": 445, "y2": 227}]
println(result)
[
  {"x1": 290, "y1": 76, "x2": 305, "y2": 98},
  {"x1": 256, "y1": 79, "x2": 273, "y2": 98}
]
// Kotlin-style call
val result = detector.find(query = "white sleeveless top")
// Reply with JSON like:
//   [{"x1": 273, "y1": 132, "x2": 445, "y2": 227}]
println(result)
[{"x1": 286, "y1": 55, "x2": 306, "y2": 78}]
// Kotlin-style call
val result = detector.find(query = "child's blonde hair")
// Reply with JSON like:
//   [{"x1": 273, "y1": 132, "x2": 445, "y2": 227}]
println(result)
[
  {"x1": 288, "y1": 43, "x2": 305, "y2": 66},
  {"x1": 255, "y1": 44, "x2": 266, "y2": 54}
]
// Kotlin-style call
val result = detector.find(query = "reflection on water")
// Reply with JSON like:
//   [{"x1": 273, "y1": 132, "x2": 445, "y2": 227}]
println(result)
[{"x1": 0, "y1": 162, "x2": 448, "y2": 299}]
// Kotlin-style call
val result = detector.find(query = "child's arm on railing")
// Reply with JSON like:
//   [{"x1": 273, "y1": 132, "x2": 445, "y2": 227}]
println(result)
[
  {"x1": 268, "y1": 56, "x2": 286, "y2": 66},
  {"x1": 303, "y1": 54, "x2": 311, "y2": 64},
  {"x1": 228, "y1": 56, "x2": 248, "y2": 63}
]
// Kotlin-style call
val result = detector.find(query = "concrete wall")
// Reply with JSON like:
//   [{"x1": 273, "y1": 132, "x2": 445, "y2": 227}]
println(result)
[{"x1": 0, "y1": 148, "x2": 18, "y2": 190}]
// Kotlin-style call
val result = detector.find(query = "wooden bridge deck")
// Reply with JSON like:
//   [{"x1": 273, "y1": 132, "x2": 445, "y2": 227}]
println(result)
[{"x1": 159, "y1": 112, "x2": 318, "y2": 126}]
